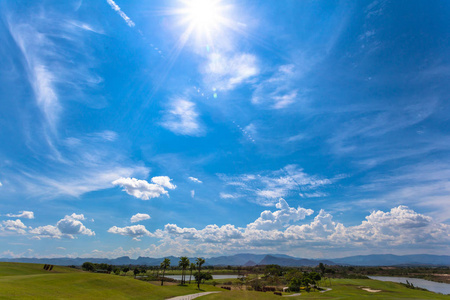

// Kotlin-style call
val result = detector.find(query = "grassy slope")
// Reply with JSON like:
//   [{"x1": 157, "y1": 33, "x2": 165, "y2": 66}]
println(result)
[
  {"x1": 0, "y1": 262, "x2": 221, "y2": 299},
  {"x1": 200, "y1": 279, "x2": 450, "y2": 300}
]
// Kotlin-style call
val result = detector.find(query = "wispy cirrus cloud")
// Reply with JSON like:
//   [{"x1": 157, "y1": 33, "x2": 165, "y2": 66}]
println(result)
[
  {"x1": 161, "y1": 99, "x2": 204, "y2": 136},
  {"x1": 252, "y1": 65, "x2": 300, "y2": 109},
  {"x1": 7, "y1": 13, "x2": 105, "y2": 134},
  {"x1": 106, "y1": 0, "x2": 135, "y2": 27},
  {"x1": 188, "y1": 176, "x2": 202, "y2": 184},
  {"x1": 5, "y1": 211, "x2": 34, "y2": 219},
  {"x1": 219, "y1": 165, "x2": 333, "y2": 206},
  {"x1": 202, "y1": 52, "x2": 259, "y2": 91}
]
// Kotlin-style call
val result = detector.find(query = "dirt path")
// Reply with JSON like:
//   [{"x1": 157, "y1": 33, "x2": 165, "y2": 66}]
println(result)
[{"x1": 166, "y1": 291, "x2": 222, "y2": 300}]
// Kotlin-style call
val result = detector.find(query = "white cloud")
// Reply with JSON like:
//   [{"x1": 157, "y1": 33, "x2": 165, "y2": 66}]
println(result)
[
  {"x1": 29, "y1": 214, "x2": 94, "y2": 239},
  {"x1": 146, "y1": 205, "x2": 449, "y2": 256},
  {"x1": 165, "y1": 223, "x2": 243, "y2": 243},
  {"x1": 191, "y1": 190, "x2": 195, "y2": 198},
  {"x1": 151, "y1": 176, "x2": 176, "y2": 190},
  {"x1": 131, "y1": 213, "x2": 151, "y2": 223},
  {"x1": 57, "y1": 215, "x2": 94, "y2": 236},
  {"x1": 220, "y1": 193, "x2": 239, "y2": 199},
  {"x1": 68, "y1": 213, "x2": 85, "y2": 220},
  {"x1": 0, "y1": 181, "x2": 2, "y2": 186},
  {"x1": 203, "y1": 52, "x2": 259, "y2": 91},
  {"x1": 108, "y1": 225, "x2": 151, "y2": 238},
  {"x1": 1, "y1": 219, "x2": 27, "y2": 234},
  {"x1": 29, "y1": 225, "x2": 64, "y2": 239},
  {"x1": 161, "y1": 99, "x2": 204, "y2": 136},
  {"x1": 6, "y1": 211, "x2": 35, "y2": 219},
  {"x1": 106, "y1": 0, "x2": 135, "y2": 27},
  {"x1": 112, "y1": 176, "x2": 176, "y2": 200},
  {"x1": 220, "y1": 165, "x2": 332, "y2": 206},
  {"x1": 188, "y1": 176, "x2": 202, "y2": 184},
  {"x1": 248, "y1": 198, "x2": 314, "y2": 230},
  {"x1": 252, "y1": 64, "x2": 300, "y2": 109},
  {"x1": 299, "y1": 192, "x2": 328, "y2": 198}
]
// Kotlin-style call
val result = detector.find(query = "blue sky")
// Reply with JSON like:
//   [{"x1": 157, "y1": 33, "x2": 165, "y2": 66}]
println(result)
[{"x1": 0, "y1": 0, "x2": 449, "y2": 259}]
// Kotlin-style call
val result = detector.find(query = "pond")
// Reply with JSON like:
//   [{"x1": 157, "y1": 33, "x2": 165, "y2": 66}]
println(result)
[
  {"x1": 368, "y1": 276, "x2": 450, "y2": 295},
  {"x1": 164, "y1": 274, "x2": 241, "y2": 281}
]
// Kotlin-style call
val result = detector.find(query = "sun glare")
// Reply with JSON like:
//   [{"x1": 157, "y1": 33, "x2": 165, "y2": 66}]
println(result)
[
  {"x1": 176, "y1": 0, "x2": 230, "y2": 45},
  {"x1": 186, "y1": 0, "x2": 222, "y2": 29}
]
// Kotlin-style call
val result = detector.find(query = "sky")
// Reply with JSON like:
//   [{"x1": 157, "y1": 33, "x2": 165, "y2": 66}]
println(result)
[{"x1": 0, "y1": 0, "x2": 449, "y2": 259}]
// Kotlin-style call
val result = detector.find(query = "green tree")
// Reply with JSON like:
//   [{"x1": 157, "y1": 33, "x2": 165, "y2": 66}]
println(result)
[
  {"x1": 133, "y1": 268, "x2": 139, "y2": 278},
  {"x1": 189, "y1": 262, "x2": 196, "y2": 284},
  {"x1": 195, "y1": 257, "x2": 205, "y2": 289},
  {"x1": 82, "y1": 262, "x2": 95, "y2": 272},
  {"x1": 319, "y1": 263, "x2": 326, "y2": 276},
  {"x1": 178, "y1": 256, "x2": 190, "y2": 285},
  {"x1": 160, "y1": 258, "x2": 171, "y2": 286}
]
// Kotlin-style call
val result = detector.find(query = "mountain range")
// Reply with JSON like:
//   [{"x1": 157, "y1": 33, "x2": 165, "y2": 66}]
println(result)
[{"x1": 1, "y1": 253, "x2": 448, "y2": 267}]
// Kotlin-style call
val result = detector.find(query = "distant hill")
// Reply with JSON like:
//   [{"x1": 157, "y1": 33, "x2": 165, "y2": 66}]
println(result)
[
  {"x1": 330, "y1": 254, "x2": 450, "y2": 266},
  {"x1": 1, "y1": 253, "x2": 448, "y2": 267},
  {"x1": 259, "y1": 255, "x2": 335, "y2": 267}
]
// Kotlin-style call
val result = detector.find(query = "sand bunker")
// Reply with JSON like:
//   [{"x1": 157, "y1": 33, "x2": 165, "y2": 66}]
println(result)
[{"x1": 362, "y1": 287, "x2": 381, "y2": 293}]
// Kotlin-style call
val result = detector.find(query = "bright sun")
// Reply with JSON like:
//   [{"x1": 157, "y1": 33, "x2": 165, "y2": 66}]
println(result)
[
  {"x1": 186, "y1": 0, "x2": 222, "y2": 29},
  {"x1": 176, "y1": 0, "x2": 230, "y2": 45}
]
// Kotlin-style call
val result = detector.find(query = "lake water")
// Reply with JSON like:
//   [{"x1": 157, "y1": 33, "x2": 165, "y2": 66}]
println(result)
[
  {"x1": 165, "y1": 274, "x2": 241, "y2": 281},
  {"x1": 368, "y1": 276, "x2": 450, "y2": 295}
]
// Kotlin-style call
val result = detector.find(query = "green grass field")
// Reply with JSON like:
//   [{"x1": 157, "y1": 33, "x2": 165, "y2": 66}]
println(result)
[
  {"x1": 1, "y1": 263, "x2": 448, "y2": 299},
  {"x1": 199, "y1": 278, "x2": 450, "y2": 299},
  {"x1": 0, "y1": 262, "x2": 221, "y2": 299}
]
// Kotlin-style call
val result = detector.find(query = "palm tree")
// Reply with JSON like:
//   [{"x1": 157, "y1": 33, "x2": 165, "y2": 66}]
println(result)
[
  {"x1": 178, "y1": 256, "x2": 190, "y2": 285},
  {"x1": 160, "y1": 258, "x2": 171, "y2": 286},
  {"x1": 195, "y1": 257, "x2": 205, "y2": 289},
  {"x1": 189, "y1": 262, "x2": 196, "y2": 284}
]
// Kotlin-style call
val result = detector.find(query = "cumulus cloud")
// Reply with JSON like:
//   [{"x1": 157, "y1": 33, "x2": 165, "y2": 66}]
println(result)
[
  {"x1": 188, "y1": 177, "x2": 202, "y2": 183},
  {"x1": 106, "y1": 0, "x2": 135, "y2": 27},
  {"x1": 57, "y1": 215, "x2": 94, "y2": 236},
  {"x1": 68, "y1": 213, "x2": 85, "y2": 220},
  {"x1": 112, "y1": 176, "x2": 176, "y2": 200},
  {"x1": 151, "y1": 176, "x2": 176, "y2": 190},
  {"x1": 344, "y1": 206, "x2": 444, "y2": 245},
  {"x1": 6, "y1": 211, "x2": 35, "y2": 219},
  {"x1": 247, "y1": 198, "x2": 314, "y2": 230},
  {"x1": 29, "y1": 214, "x2": 94, "y2": 239},
  {"x1": 165, "y1": 223, "x2": 243, "y2": 243},
  {"x1": 203, "y1": 52, "x2": 259, "y2": 91},
  {"x1": 108, "y1": 225, "x2": 152, "y2": 239},
  {"x1": 0, "y1": 181, "x2": 2, "y2": 186},
  {"x1": 1, "y1": 219, "x2": 27, "y2": 234},
  {"x1": 161, "y1": 99, "x2": 203, "y2": 136},
  {"x1": 131, "y1": 213, "x2": 151, "y2": 223},
  {"x1": 29, "y1": 225, "x2": 64, "y2": 239},
  {"x1": 150, "y1": 205, "x2": 450, "y2": 255}
]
